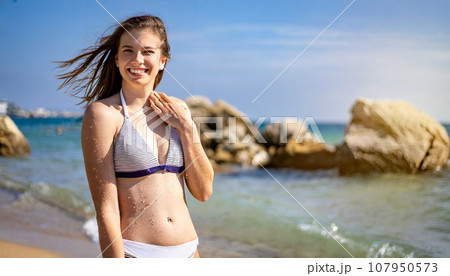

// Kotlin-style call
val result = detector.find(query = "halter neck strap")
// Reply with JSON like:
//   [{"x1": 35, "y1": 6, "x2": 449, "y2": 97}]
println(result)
[{"x1": 119, "y1": 90, "x2": 129, "y2": 119}]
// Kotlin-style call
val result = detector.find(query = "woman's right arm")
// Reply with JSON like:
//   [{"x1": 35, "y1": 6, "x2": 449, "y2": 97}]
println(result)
[{"x1": 82, "y1": 102, "x2": 124, "y2": 258}]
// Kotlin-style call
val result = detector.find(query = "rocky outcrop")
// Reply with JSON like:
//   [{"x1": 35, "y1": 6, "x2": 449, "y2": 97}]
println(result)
[
  {"x1": 262, "y1": 118, "x2": 308, "y2": 146},
  {"x1": 186, "y1": 96, "x2": 338, "y2": 170},
  {"x1": 186, "y1": 96, "x2": 269, "y2": 167},
  {"x1": 186, "y1": 96, "x2": 449, "y2": 174},
  {"x1": 267, "y1": 139, "x2": 337, "y2": 170},
  {"x1": 336, "y1": 98, "x2": 449, "y2": 174},
  {"x1": 0, "y1": 115, "x2": 31, "y2": 156},
  {"x1": 262, "y1": 118, "x2": 337, "y2": 170}
]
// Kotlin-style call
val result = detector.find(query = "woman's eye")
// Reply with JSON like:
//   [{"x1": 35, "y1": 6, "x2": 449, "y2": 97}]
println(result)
[
  {"x1": 143, "y1": 51, "x2": 154, "y2": 55},
  {"x1": 123, "y1": 49, "x2": 132, "y2": 53}
]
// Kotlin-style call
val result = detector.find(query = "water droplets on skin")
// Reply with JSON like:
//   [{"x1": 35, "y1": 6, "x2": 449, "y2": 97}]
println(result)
[{"x1": 147, "y1": 218, "x2": 156, "y2": 226}]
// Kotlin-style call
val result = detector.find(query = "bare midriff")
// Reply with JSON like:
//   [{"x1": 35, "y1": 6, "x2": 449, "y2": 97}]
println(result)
[{"x1": 117, "y1": 171, "x2": 197, "y2": 246}]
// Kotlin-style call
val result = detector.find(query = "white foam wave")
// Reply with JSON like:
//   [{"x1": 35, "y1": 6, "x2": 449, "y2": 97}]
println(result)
[
  {"x1": 366, "y1": 242, "x2": 415, "y2": 258},
  {"x1": 297, "y1": 221, "x2": 348, "y2": 244},
  {"x1": 82, "y1": 218, "x2": 99, "y2": 244}
]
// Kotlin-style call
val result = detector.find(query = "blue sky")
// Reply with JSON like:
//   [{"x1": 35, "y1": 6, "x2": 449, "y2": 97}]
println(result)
[{"x1": 1, "y1": 0, "x2": 449, "y2": 122}]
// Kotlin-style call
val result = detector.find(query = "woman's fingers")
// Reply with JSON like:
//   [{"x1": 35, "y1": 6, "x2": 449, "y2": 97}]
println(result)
[
  {"x1": 150, "y1": 93, "x2": 167, "y2": 113},
  {"x1": 158, "y1": 92, "x2": 171, "y2": 103},
  {"x1": 150, "y1": 99, "x2": 161, "y2": 113},
  {"x1": 150, "y1": 92, "x2": 186, "y2": 123},
  {"x1": 154, "y1": 93, "x2": 177, "y2": 115},
  {"x1": 148, "y1": 92, "x2": 189, "y2": 130}
]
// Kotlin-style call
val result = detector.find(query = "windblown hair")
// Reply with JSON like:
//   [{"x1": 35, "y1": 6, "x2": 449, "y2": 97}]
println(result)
[{"x1": 56, "y1": 15, "x2": 171, "y2": 107}]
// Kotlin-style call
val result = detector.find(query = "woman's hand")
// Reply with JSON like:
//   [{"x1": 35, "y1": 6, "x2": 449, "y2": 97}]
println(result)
[
  {"x1": 150, "y1": 91, "x2": 213, "y2": 202},
  {"x1": 149, "y1": 92, "x2": 192, "y2": 131}
]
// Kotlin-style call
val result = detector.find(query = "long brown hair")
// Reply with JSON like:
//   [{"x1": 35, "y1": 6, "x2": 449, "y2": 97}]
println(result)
[{"x1": 56, "y1": 15, "x2": 171, "y2": 107}]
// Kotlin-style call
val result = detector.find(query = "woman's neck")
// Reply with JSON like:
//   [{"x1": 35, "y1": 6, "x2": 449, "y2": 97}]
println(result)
[{"x1": 121, "y1": 82, "x2": 154, "y2": 109}]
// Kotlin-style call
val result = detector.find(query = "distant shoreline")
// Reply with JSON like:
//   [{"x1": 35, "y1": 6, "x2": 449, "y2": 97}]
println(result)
[
  {"x1": 7, "y1": 116, "x2": 450, "y2": 126},
  {"x1": 8, "y1": 113, "x2": 82, "y2": 119}
]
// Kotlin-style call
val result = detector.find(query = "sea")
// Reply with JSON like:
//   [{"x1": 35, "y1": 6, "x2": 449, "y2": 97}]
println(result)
[{"x1": 1, "y1": 117, "x2": 449, "y2": 258}]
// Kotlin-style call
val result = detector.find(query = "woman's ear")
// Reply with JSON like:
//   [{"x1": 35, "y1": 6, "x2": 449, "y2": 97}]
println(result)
[
  {"x1": 159, "y1": 58, "x2": 166, "y2": 70},
  {"x1": 115, "y1": 54, "x2": 119, "y2": 67}
]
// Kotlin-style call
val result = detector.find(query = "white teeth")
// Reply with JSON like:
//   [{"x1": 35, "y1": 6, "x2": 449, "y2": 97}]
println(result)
[{"x1": 130, "y1": 69, "x2": 146, "y2": 74}]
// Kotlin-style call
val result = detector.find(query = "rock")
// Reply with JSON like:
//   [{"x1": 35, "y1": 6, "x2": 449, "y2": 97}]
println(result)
[
  {"x1": 213, "y1": 144, "x2": 235, "y2": 164},
  {"x1": 235, "y1": 143, "x2": 270, "y2": 167},
  {"x1": 268, "y1": 139, "x2": 336, "y2": 170},
  {"x1": 209, "y1": 159, "x2": 236, "y2": 174},
  {"x1": 185, "y1": 95, "x2": 216, "y2": 118},
  {"x1": 185, "y1": 95, "x2": 213, "y2": 109},
  {"x1": 262, "y1": 118, "x2": 308, "y2": 147},
  {"x1": 214, "y1": 100, "x2": 262, "y2": 142},
  {"x1": 260, "y1": 118, "x2": 335, "y2": 170},
  {"x1": 336, "y1": 98, "x2": 449, "y2": 174},
  {"x1": 185, "y1": 96, "x2": 270, "y2": 168},
  {"x1": 0, "y1": 115, "x2": 31, "y2": 156},
  {"x1": 249, "y1": 144, "x2": 271, "y2": 167}
]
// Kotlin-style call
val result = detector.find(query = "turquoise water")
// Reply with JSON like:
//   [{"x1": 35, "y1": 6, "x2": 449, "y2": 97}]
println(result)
[
  {"x1": 0, "y1": 118, "x2": 449, "y2": 257},
  {"x1": 188, "y1": 168, "x2": 449, "y2": 257}
]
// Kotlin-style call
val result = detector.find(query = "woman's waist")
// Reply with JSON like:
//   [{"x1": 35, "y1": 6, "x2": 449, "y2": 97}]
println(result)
[
  {"x1": 120, "y1": 210, "x2": 197, "y2": 246},
  {"x1": 117, "y1": 175, "x2": 186, "y2": 213}
]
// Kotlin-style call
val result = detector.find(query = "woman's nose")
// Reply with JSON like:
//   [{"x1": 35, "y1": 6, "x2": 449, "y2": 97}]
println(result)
[{"x1": 133, "y1": 51, "x2": 144, "y2": 63}]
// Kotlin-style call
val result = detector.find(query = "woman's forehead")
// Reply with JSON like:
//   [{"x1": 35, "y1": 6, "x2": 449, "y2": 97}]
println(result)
[{"x1": 119, "y1": 29, "x2": 161, "y2": 48}]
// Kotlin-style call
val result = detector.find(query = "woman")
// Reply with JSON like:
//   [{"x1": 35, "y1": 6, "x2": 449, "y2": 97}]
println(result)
[{"x1": 57, "y1": 15, "x2": 214, "y2": 258}]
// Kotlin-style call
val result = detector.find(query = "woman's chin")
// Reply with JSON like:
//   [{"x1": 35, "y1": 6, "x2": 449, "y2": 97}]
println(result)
[{"x1": 124, "y1": 77, "x2": 153, "y2": 87}]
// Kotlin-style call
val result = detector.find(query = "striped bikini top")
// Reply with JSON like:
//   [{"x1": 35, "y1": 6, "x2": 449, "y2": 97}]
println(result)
[{"x1": 114, "y1": 90, "x2": 184, "y2": 178}]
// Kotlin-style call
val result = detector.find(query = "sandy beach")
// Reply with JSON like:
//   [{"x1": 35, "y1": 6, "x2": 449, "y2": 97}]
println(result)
[
  {"x1": 0, "y1": 240, "x2": 62, "y2": 258},
  {"x1": 0, "y1": 188, "x2": 100, "y2": 258}
]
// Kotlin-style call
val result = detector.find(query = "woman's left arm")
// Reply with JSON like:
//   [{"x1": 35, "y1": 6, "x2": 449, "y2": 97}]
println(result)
[{"x1": 150, "y1": 92, "x2": 214, "y2": 202}]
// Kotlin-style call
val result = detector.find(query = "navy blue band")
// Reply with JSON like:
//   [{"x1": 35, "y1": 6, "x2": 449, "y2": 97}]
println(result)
[{"x1": 116, "y1": 165, "x2": 185, "y2": 178}]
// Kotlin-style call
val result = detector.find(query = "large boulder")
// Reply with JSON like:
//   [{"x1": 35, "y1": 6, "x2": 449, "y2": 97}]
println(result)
[
  {"x1": 336, "y1": 98, "x2": 449, "y2": 174},
  {"x1": 0, "y1": 115, "x2": 31, "y2": 156}
]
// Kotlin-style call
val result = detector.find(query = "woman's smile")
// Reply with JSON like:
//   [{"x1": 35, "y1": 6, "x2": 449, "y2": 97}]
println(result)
[{"x1": 127, "y1": 67, "x2": 150, "y2": 77}]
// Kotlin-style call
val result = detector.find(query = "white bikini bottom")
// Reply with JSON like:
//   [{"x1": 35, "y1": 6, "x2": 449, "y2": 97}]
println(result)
[{"x1": 123, "y1": 238, "x2": 199, "y2": 258}]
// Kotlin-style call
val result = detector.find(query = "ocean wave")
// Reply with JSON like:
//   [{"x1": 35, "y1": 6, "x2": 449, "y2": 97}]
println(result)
[
  {"x1": 297, "y1": 221, "x2": 349, "y2": 245},
  {"x1": 296, "y1": 220, "x2": 425, "y2": 258},
  {"x1": 0, "y1": 173, "x2": 94, "y2": 219}
]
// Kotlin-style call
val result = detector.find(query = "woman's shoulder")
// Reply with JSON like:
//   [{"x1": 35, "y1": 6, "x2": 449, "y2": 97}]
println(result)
[{"x1": 84, "y1": 93, "x2": 122, "y2": 120}]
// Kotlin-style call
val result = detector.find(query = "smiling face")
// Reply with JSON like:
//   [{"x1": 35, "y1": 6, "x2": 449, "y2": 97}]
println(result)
[{"x1": 115, "y1": 29, "x2": 166, "y2": 90}]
